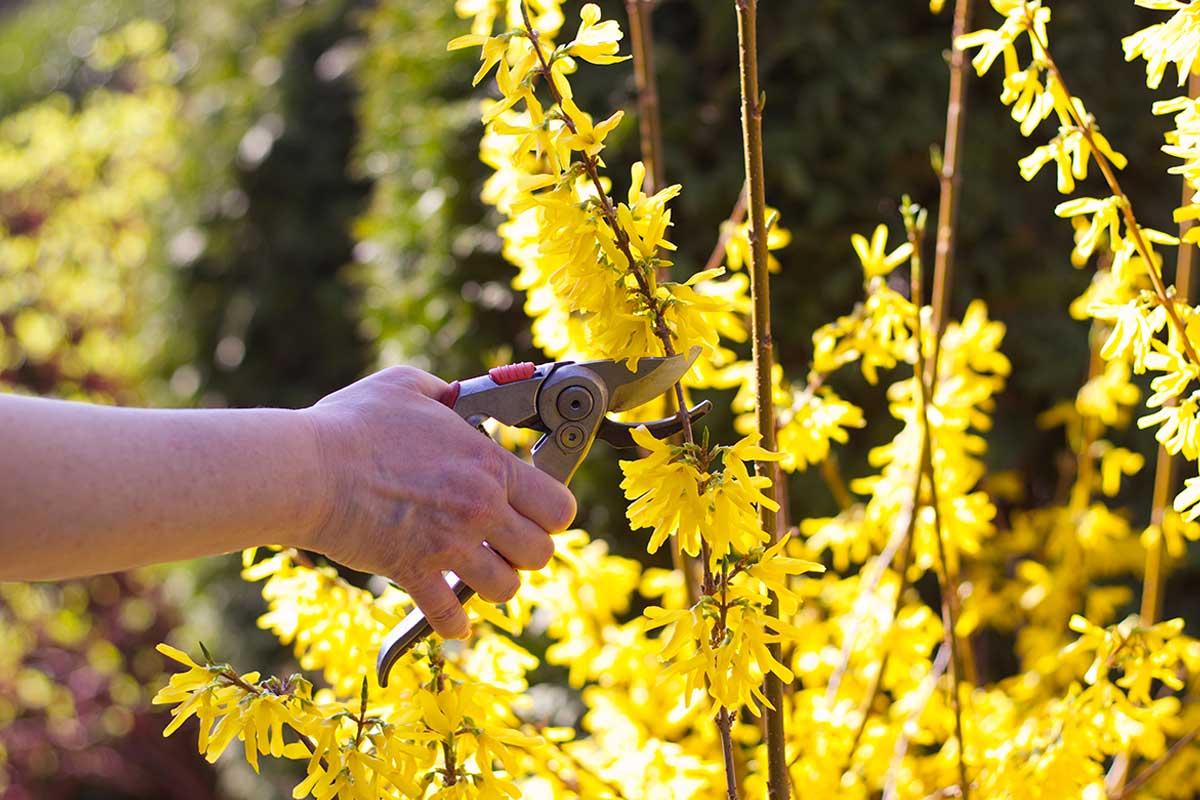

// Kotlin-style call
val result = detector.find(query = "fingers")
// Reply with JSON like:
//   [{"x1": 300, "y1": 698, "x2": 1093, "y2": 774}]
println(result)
[
  {"x1": 455, "y1": 544, "x2": 521, "y2": 603},
  {"x1": 505, "y1": 456, "x2": 577, "y2": 534},
  {"x1": 485, "y1": 507, "x2": 556, "y2": 570},
  {"x1": 402, "y1": 571, "x2": 471, "y2": 640}
]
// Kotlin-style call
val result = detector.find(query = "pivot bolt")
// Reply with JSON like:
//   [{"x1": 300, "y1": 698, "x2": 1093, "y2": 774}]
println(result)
[
  {"x1": 557, "y1": 386, "x2": 594, "y2": 421},
  {"x1": 557, "y1": 423, "x2": 586, "y2": 452}
]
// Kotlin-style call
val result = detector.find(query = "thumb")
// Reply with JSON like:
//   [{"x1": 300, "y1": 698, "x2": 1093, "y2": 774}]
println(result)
[{"x1": 376, "y1": 365, "x2": 450, "y2": 401}]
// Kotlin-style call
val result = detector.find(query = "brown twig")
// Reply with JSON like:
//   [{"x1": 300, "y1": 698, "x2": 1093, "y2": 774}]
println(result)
[
  {"x1": 704, "y1": 185, "x2": 750, "y2": 274},
  {"x1": 1141, "y1": 70, "x2": 1200, "y2": 628},
  {"x1": 519, "y1": 5, "x2": 694, "y2": 444},
  {"x1": 823, "y1": 486, "x2": 919, "y2": 707},
  {"x1": 1109, "y1": 71, "x2": 1200, "y2": 796},
  {"x1": 519, "y1": 13, "x2": 744, "y2": 789},
  {"x1": 540, "y1": 743, "x2": 631, "y2": 798},
  {"x1": 929, "y1": 0, "x2": 979, "y2": 686},
  {"x1": 623, "y1": 0, "x2": 701, "y2": 607},
  {"x1": 905, "y1": 206, "x2": 969, "y2": 800},
  {"x1": 624, "y1": 0, "x2": 665, "y2": 196},
  {"x1": 1113, "y1": 723, "x2": 1200, "y2": 800},
  {"x1": 1026, "y1": 10, "x2": 1200, "y2": 370},
  {"x1": 882, "y1": 643, "x2": 951, "y2": 800},
  {"x1": 820, "y1": 453, "x2": 854, "y2": 512},
  {"x1": 733, "y1": 1, "x2": 786, "y2": 796},
  {"x1": 214, "y1": 668, "x2": 334, "y2": 773},
  {"x1": 929, "y1": 0, "x2": 974, "y2": 349},
  {"x1": 836, "y1": 532, "x2": 915, "y2": 774}
]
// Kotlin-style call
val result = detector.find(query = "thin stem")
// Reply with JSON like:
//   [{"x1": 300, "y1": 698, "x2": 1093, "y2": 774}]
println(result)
[
  {"x1": 882, "y1": 644, "x2": 951, "y2": 800},
  {"x1": 353, "y1": 677, "x2": 368, "y2": 748},
  {"x1": 1113, "y1": 723, "x2": 1200, "y2": 800},
  {"x1": 906, "y1": 207, "x2": 969, "y2": 800},
  {"x1": 821, "y1": 297, "x2": 941, "y2": 708},
  {"x1": 624, "y1": 0, "x2": 665, "y2": 196},
  {"x1": 715, "y1": 557, "x2": 740, "y2": 800},
  {"x1": 519, "y1": 6, "x2": 690, "y2": 438},
  {"x1": 430, "y1": 647, "x2": 458, "y2": 786},
  {"x1": 217, "y1": 668, "x2": 333, "y2": 773},
  {"x1": 520, "y1": 7, "x2": 736, "y2": 789},
  {"x1": 1109, "y1": 72, "x2": 1200, "y2": 796},
  {"x1": 929, "y1": 0, "x2": 978, "y2": 685},
  {"x1": 1141, "y1": 71, "x2": 1200, "y2": 628},
  {"x1": 733, "y1": 1, "x2": 787, "y2": 797},
  {"x1": 1027, "y1": 12, "x2": 1200, "y2": 370},
  {"x1": 823, "y1": 473, "x2": 919, "y2": 707},
  {"x1": 930, "y1": 0, "x2": 974, "y2": 350},
  {"x1": 820, "y1": 453, "x2": 853, "y2": 511},
  {"x1": 540, "y1": 743, "x2": 631, "y2": 798},
  {"x1": 838, "y1": 532, "x2": 914, "y2": 772},
  {"x1": 704, "y1": 184, "x2": 750, "y2": 274}
]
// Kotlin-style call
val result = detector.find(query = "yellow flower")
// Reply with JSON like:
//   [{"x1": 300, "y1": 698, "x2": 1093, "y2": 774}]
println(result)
[
  {"x1": 560, "y1": 95, "x2": 624, "y2": 156},
  {"x1": 620, "y1": 425, "x2": 707, "y2": 556},
  {"x1": 777, "y1": 388, "x2": 866, "y2": 472},
  {"x1": 724, "y1": 207, "x2": 791, "y2": 273},
  {"x1": 850, "y1": 224, "x2": 913, "y2": 280},
  {"x1": 1174, "y1": 474, "x2": 1200, "y2": 522},
  {"x1": 1123, "y1": 0, "x2": 1200, "y2": 89},
  {"x1": 565, "y1": 4, "x2": 630, "y2": 65}
]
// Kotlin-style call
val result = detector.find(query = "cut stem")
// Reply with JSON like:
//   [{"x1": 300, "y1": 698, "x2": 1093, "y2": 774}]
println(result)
[
  {"x1": 520, "y1": 8, "x2": 741, "y2": 791},
  {"x1": 623, "y1": 0, "x2": 701, "y2": 602}
]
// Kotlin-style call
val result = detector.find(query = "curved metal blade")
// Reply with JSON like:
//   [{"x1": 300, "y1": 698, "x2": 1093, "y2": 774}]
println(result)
[
  {"x1": 377, "y1": 575, "x2": 475, "y2": 688},
  {"x1": 595, "y1": 400, "x2": 713, "y2": 449},
  {"x1": 580, "y1": 346, "x2": 701, "y2": 413}
]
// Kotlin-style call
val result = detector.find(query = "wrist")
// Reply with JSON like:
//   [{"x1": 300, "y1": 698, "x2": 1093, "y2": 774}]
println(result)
[{"x1": 288, "y1": 407, "x2": 338, "y2": 554}]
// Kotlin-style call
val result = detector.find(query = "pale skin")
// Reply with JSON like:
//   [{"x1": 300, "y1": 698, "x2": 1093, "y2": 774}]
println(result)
[{"x1": 0, "y1": 366, "x2": 577, "y2": 640}]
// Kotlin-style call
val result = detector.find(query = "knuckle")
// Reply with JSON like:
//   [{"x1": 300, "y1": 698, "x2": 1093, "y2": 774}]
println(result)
[
  {"x1": 377, "y1": 365, "x2": 432, "y2": 397},
  {"x1": 472, "y1": 444, "x2": 511, "y2": 482},
  {"x1": 459, "y1": 492, "x2": 496, "y2": 526},
  {"x1": 381, "y1": 365, "x2": 421, "y2": 385}
]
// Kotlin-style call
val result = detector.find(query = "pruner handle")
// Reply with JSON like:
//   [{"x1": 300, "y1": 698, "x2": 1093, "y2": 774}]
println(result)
[{"x1": 376, "y1": 575, "x2": 476, "y2": 688}]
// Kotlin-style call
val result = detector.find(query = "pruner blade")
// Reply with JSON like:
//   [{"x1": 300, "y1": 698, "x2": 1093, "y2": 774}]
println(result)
[
  {"x1": 579, "y1": 346, "x2": 701, "y2": 413},
  {"x1": 595, "y1": 399, "x2": 713, "y2": 449}
]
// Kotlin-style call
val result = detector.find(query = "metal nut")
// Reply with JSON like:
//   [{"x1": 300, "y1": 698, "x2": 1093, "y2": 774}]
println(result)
[
  {"x1": 556, "y1": 423, "x2": 586, "y2": 452},
  {"x1": 557, "y1": 385, "x2": 594, "y2": 421}
]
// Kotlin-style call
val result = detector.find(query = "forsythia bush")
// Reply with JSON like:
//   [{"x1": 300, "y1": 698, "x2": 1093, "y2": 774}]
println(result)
[{"x1": 153, "y1": 2, "x2": 1200, "y2": 798}]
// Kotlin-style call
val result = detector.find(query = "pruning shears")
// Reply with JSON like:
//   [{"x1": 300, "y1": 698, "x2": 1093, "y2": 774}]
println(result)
[{"x1": 376, "y1": 348, "x2": 711, "y2": 687}]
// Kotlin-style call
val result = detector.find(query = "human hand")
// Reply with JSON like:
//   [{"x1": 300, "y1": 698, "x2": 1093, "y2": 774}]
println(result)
[{"x1": 299, "y1": 366, "x2": 577, "y2": 639}]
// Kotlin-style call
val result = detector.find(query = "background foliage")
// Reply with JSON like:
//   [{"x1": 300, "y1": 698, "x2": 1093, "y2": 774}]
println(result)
[{"x1": 0, "y1": 1, "x2": 1193, "y2": 797}]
